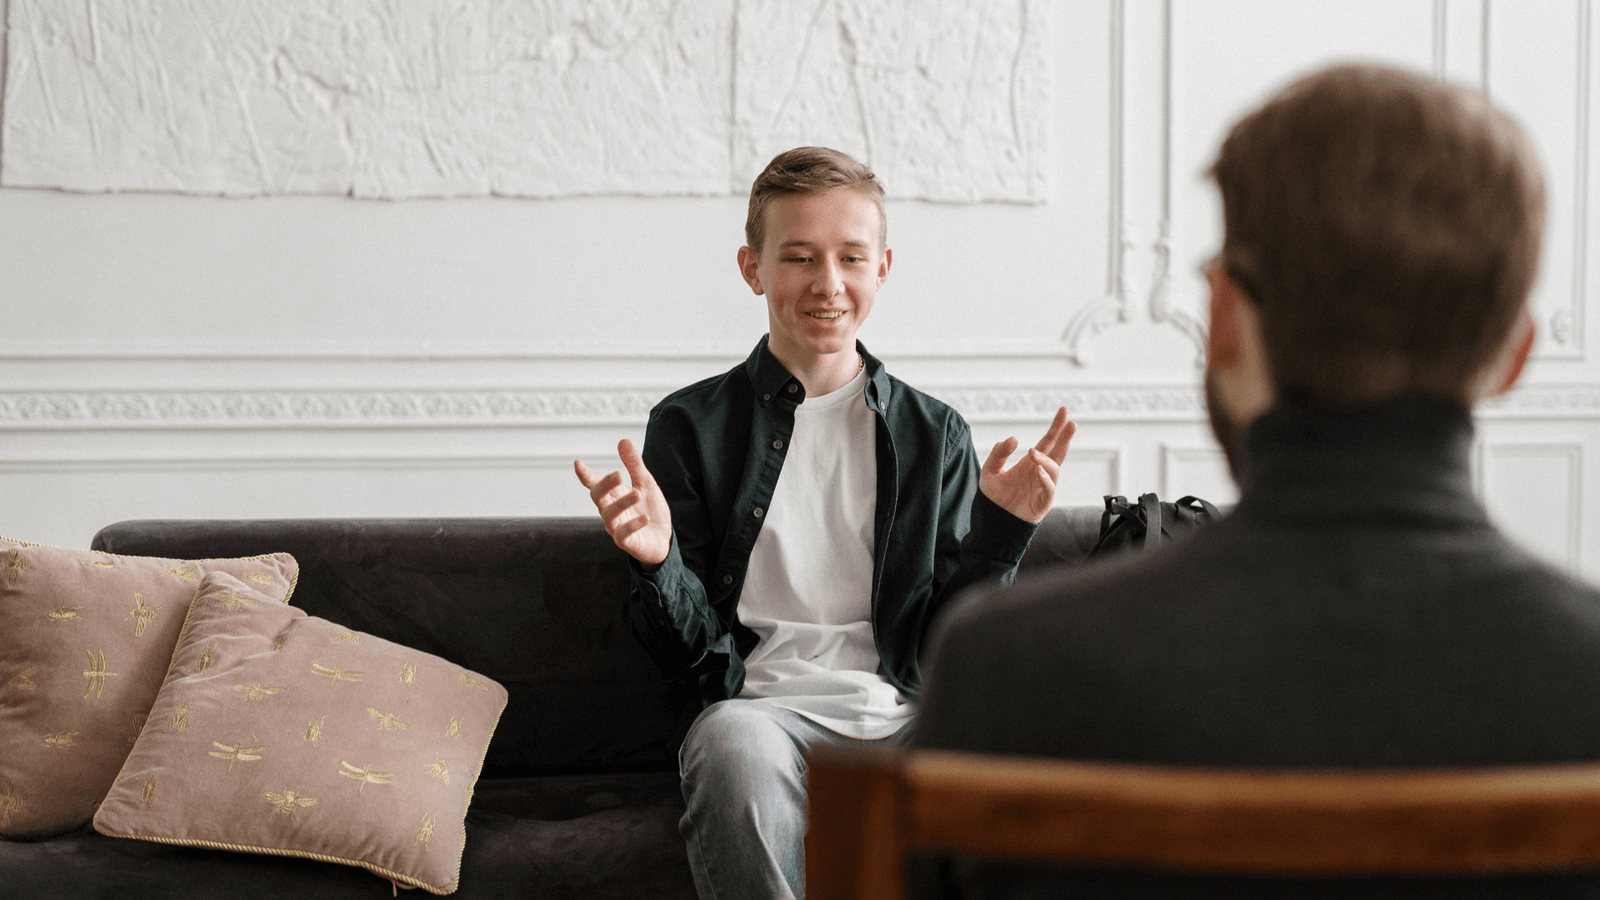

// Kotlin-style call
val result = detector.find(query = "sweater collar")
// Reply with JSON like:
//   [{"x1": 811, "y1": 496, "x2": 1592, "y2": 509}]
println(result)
[{"x1": 1232, "y1": 393, "x2": 1488, "y2": 528}]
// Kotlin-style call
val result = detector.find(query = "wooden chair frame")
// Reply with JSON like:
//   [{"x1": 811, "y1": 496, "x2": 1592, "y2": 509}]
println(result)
[{"x1": 805, "y1": 746, "x2": 1600, "y2": 900}]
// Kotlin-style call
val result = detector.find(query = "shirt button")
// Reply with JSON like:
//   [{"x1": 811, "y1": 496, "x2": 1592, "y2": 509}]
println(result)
[
  {"x1": 753, "y1": 507, "x2": 764, "y2": 518},
  {"x1": 772, "y1": 439, "x2": 784, "y2": 450},
  {"x1": 879, "y1": 401, "x2": 886, "y2": 410},
  {"x1": 787, "y1": 384, "x2": 798, "y2": 394},
  {"x1": 722, "y1": 574, "x2": 734, "y2": 585},
  {"x1": 762, "y1": 393, "x2": 771, "y2": 402}
]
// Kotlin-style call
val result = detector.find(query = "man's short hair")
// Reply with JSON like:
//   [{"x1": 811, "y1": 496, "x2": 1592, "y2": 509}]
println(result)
[
  {"x1": 1211, "y1": 63, "x2": 1546, "y2": 404},
  {"x1": 745, "y1": 147, "x2": 886, "y2": 253}
]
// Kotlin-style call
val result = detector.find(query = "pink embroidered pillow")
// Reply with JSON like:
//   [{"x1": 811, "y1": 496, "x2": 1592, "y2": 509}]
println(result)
[
  {"x1": 95, "y1": 572, "x2": 507, "y2": 895},
  {"x1": 0, "y1": 536, "x2": 297, "y2": 839}
]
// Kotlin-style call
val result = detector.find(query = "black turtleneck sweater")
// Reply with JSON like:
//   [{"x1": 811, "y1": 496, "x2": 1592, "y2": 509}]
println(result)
[{"x1": 913, "y1": 395, "x2": 1600, "y2": 897}]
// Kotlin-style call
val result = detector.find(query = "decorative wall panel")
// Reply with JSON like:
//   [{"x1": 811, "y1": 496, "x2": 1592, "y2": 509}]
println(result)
[
  {"x1": 1, "y1": 0, "x2": 1048, "y2": 201},
  {"x1": 1479, "y1": 442, "x2": 1584, "y2": 570},
  {"x1": 1485, "y1": 0, "x2": 1592, "y2": 360}
]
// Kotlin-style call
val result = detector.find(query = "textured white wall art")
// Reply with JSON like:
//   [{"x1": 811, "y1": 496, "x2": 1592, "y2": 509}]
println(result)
[
  {"x1": 731, "y1": 0, "x2": 1050, "y2": 201},
  {"x1": 0, "y1": 0, "x2": 1049, "y2": 201}
]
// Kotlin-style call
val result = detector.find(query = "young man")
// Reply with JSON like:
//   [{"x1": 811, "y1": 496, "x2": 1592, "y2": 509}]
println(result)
[
  {"x1": 575, "y1": 146, "x2": 1074, "y2": 900},
  {"x1": 916, "y1": 64, "x2": 1600, "y2": 897}
]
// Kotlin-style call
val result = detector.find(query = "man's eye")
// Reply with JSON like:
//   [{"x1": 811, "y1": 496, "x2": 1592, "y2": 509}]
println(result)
[
  {"x1": 785, "y1": 256, "x2": 811, "y2": 263},
  {"x1": 844, "y1": 256, "x2": 865, "y2": 264}
]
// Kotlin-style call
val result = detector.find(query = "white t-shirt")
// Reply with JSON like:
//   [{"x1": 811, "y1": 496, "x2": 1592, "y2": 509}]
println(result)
[{"x1": 736, "y1": 368, "x2": 915, "y2": 739}]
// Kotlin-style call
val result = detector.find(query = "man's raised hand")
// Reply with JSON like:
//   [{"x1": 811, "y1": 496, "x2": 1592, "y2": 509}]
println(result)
[
  {"x1": 574, "y1": 439, "x2": 673, "y2": 568},
  {"x1": 979, "y1": 407, "x2": 1077, "y2": 525}
]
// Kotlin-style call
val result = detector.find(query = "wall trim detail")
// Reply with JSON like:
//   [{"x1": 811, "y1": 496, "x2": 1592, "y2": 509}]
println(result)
[{"x1": 2, "y1": 384, "x2": 1595, "y2": 431}]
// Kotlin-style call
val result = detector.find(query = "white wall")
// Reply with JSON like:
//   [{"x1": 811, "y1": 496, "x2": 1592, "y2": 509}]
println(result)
[{"x1": 1, "y1": 0, "x2": 1597, "y2": 580}]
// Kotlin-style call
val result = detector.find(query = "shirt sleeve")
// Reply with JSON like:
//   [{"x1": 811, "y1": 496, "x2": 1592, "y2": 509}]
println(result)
[
  {"x1": 626, "y1": 405, "x2": 730, "y2": 680},
  {"x1": 926, "y1": 420, "x2": 1039, "y2": 633}
]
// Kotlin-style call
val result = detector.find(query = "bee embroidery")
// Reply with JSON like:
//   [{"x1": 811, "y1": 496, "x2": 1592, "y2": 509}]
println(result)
[
  {"x1": 264, "y1": 789, "x2": 317, "y2": 817},
  {"x1": 311, "y1": 663, "x2": 363, "y2": 684},
  {"x1": 272, "y1": 637, "x2": 287, "y2": 652},
  {"x1": 234, "y1": 683, "x2": 285, "y2": 701},
  {"x1": 199, "y1": 644, "x2": 218, "y2": 672},
  {"x1": 44, "y1": 732, "x2": 79, "y2": 748},
  {"x1": 446, "y1": 716, "x2": 462, "y2": 739},
  {"x1": 6, "y1": 549, "x2": 26, "y2": 585},
  {"x1": 164, "y1": 703, "x2": 189, "y2": 732},
  {"x1": 455, "y1": 668, "x2": 490, "y2": 691},
  {"x1": 0, "y1": 785, "x2": 24, "y2": 828},
  {"x1": 399, "y1": 664, "x2": 417, "y2": 684},
  {"x1": 82, "y1": 650, "x2": 118, "y2": 699},
  {"x1": 125, "y1": 714, "x2": 148, "y2": 747},
  {"x1": 416, "y1": 814, "x2": 436, "y2": 847},
  {"x1": 339, "y1": 762, "x2": 394, "y2": 792},
  {"x1": 90, "y1": 557, "x2": 115, "y2": 569},
  {"x1": 127, "y1": 593, "x2": 161, "y2": 637},
  {"x1": 166, "y1": 565, "x2": 199, "y2": 582},
  {"x1": 47, "y1": 607, "x2": 80, "y2": 621},
  {"x1": 426, "y1": 759, "x2": 450, "y2": 785},
  {"x1": 304, "y1": 716, "x2": 327, "y2": 745},
  {"x1": 6, "y1": 667, "x2": 37, "y2": 691},
  {"x1": 368, "y1": 708, "x2": 413, "y2": 732},
  {"x1": 209, "y1": 741, "x2": 265, "y2": 772},
  {"x1": 217, "y1": 590, "x2": 258, "y2": 612},
  {"x1": 141, "y1": 778, "x2": 157, "y2": 802},
  {"x1": 337, "y1": 632, "x2": 362, "y2": 645},
  {"x1": 247, "y1": 573, "x2": 274, "y2": 586}
]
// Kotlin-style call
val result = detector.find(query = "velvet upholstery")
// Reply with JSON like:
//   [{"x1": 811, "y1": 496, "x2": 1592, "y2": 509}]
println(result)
[{"x1": 0, "y1": 510, "x2": 1105, "y2": 898}]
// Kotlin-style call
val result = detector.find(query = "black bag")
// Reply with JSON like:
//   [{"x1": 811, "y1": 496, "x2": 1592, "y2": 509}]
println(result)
[{"x1": 1089, "y1": 493, "x2": 1221, "y2": 559}]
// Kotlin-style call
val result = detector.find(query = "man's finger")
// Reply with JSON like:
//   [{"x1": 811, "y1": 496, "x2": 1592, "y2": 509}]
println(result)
[
  {"x1": 574, "y1": 459, "x2": 601, "y2": 489},
  {"x1": 600, "y1": 489, "x2": 644, "y2": 525},
  {"x1": 618, "y1": 439, "x2": 657, "y2": 490},
  {"x1": 1035, "y1": 408, "x2": 1076, "y2": 463},
  {"x1": 983, "y1": 436, "x2": 1019, "y2": 475},
  {"x1": 585, "y1": 469, "x2": 626, "y2": 505},
  {"x1": 1028, "y1": 448, "x2": 1061, "y2": 481},
  {"x1": 612, "y1": 514, "x2": 652, "y2": 544}
]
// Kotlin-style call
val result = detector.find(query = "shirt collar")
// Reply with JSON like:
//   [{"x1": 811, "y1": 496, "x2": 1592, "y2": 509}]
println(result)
[{"x1": 745, "y1": 335, "x2": 893, "y2": 414}]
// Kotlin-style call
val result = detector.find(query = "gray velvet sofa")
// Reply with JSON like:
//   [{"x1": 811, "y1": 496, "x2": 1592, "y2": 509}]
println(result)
[{"x1": 0, "y1": 508, "x2": 1104, "y2": 899}]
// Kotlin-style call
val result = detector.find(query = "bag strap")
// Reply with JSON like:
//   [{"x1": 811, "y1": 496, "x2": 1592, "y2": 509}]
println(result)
[
  {"x1": 1138, "y1": 493, "x2": 1162, "y2": 551},
  {"x1": 1172, "y1": 495, "x2": 1222, "y2": 525}
]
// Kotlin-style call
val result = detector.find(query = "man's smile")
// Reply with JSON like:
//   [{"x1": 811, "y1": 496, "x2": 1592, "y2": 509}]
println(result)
[{"x1": 808, "y1": 310, "x2": 845, "y2": 320}]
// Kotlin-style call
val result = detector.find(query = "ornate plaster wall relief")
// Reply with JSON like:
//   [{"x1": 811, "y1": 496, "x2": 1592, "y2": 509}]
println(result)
[{"x1": 2, "y1": 0, "x2": 1048, "y2": 203}]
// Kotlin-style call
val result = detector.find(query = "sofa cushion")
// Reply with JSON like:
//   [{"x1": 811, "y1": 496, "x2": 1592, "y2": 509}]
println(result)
[
  {"x1": 0, "y1": 535, "x2": 297, "y2": 839},
  {"x1": 3, "y1": 771, "x2": 696, "y2": 900},
  {"x1": 91, "y1": 518, "x2": 700, "y2": 775},
  {"x1": 94, "y1": 572, "x2": 508, "y2": 895}
]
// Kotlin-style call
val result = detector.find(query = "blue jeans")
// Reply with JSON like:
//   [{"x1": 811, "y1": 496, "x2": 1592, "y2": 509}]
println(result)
[{"x1": 677, "y1": 699, "x2": 909, "y2": 900}]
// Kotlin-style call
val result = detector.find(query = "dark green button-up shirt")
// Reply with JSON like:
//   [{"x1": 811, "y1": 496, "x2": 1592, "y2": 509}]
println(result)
[{"x1": 631, "y1": 337, "x2": 1039, "y2": 707}]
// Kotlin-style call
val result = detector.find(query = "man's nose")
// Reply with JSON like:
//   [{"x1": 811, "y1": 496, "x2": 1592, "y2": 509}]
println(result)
[{"x1": 812, "y1": 261, "x2": 844, "y2": 296}]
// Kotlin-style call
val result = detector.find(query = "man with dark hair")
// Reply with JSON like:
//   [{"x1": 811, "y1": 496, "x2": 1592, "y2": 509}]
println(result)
[
  {"x1": 916, "y1": 63, "x2": 1600, "y2": 896},
  {"x1": 575, "y1": 146, "x2": 1074, "y2": 900}
]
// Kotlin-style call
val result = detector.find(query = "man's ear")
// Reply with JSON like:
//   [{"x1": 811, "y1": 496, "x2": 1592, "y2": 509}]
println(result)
[
  {"x1": 737, "y1": 246, "x2": 764, "y2": 295},
  {"x1": 1486, "y1": 307, "x2": 1537, "y2": 398},
  {"x1": 878, "y1": 246, "x2": 892, "y2": 288},
  {"x1": 1206, "y1": 262, "x2": 1244, "y2": 371}
]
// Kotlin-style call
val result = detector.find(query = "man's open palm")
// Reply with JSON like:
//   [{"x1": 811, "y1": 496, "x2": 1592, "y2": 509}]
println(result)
[
  {"x1": 979, "y1": 407, "x2": 1076, "y2": 524},
  {"x1": 575, "y1": 439, "x2": 673, "y2": 567}
]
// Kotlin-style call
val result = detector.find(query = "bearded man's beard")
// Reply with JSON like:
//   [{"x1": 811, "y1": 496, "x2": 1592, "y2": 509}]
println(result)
[{"x1": 1205, "y1": 370, "x2": 1243, "y2": 478}]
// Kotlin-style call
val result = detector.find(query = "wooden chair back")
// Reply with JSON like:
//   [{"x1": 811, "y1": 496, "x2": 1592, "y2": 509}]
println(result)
[{"x1": 805, "y1": 746, "x2": 1600, "y2": 900}]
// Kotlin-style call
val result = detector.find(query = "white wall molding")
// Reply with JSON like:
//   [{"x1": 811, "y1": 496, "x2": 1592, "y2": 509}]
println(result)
[
  {"x1": 0, "y1": 389, "x2": 668, "y2": 431},
  {"x1": 3, "y1": 383, "x2": 1596, "y2": 432},
  {"x1": 0, "y1": 453, "x2": 586, "y2": 473},
  {"x1": 1062, "y1": 0, "x2": 1206, "y2": 368},
  {"x1": 0, "y1": 386, "x2": 1210, "y2": 430}
]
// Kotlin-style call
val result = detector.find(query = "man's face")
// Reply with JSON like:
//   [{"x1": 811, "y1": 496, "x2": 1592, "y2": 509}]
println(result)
[
  {"x1": 740, "y1": 189, "x2": 890, "y2": 369},
  {"x1": 1205, "y1": 369, "x2": 1243, "y2": 477}
]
